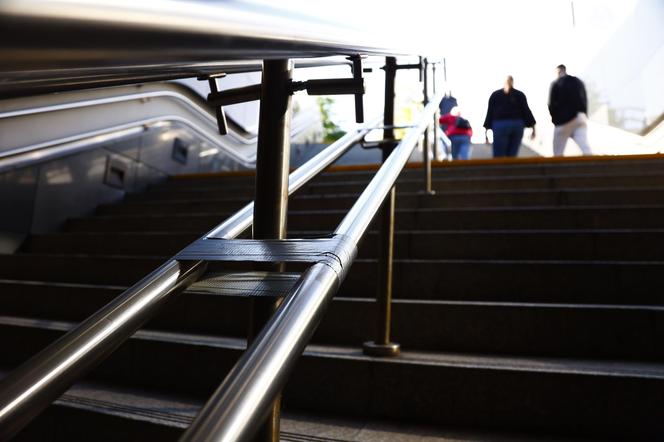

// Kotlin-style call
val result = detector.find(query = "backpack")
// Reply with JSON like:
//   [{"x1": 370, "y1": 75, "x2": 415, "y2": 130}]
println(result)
[{"x1": 455, "y1": 116, "x2": 471, "y2": 130}]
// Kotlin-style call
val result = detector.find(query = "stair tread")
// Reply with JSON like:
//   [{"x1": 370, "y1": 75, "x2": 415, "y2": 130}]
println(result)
[
  {"x1": 82, "y1": 203, "x2": 664, "y2": 217},
  {"x1": 4, "y1": 279, "x2": 663, "y2": 311},
  {"x1": 2, "y1": 373, "x2": 584, "y2": 442},
  {"x1": 134, "y1": 185, "x2": 664, "y2": 198},
  {"x1": 2, "y1": 315, "x2": 663, "y2": 379}
]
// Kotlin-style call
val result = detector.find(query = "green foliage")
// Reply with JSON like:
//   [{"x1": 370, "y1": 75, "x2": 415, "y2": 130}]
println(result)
[{"x1": 317, "y1": 97, "x2": 346, "y2": 142}]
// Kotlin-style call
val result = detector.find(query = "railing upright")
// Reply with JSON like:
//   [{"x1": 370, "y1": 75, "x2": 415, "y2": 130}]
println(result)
[
  {"x1": 249, "y1": 59, "x2": 294, "y2": 441},
  {"x1": 432, "y1": 61, "x2": 441, "y2": 162},
  {"x1": 422, "y1": 58, "x2": 434, "y2": 194},
  {"x1": 363, "y1": 56, "x2": 400, "y2": 357}
]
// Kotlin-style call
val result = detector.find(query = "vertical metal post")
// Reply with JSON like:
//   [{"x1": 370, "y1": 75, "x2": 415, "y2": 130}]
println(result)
[
  {"x1": 432, "y1": 63, "x2": 440, "y2": 162},
  {"x1": 250, "y1": 59, "x2": 293, "y2": 442},
  {"x1": 422, "y1": 59, "x2": 433, "y2": 194},
  {"x1": 363, "y1": 57, "x2": 400, "y2": 357}
]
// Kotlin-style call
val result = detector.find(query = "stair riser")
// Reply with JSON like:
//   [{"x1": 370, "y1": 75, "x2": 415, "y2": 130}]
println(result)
[
  {"x1": 126, "y1": 208, "x2": 664, "y2": 233},
  {"x1": 100, "y1": 186, "x2": 664, "y2": 215},
  {"x1": 67, "y1": 204, "x2": 664, "y2": 234},
  {"x1": 304, "y1": 175, "x2": 664, "y2": 195},
  {"x1": 26, "y1": 231, "x2": 664, "y2": 261},
  {"x1": 16, "y1": 406, "x2": 182, "y2": 442},
  {"x1": 1, "y1": 325, "x2": 661, "y2": 439},
  {"x1": 1, "y1": 285, "x2": 661, "y2": 360},
  {"x1": 158, "y1": 171, "x2": 664, "y2": 192},
  {"x1": 134, "y1": 176, "x2": 664, "y2": 200},
  {"x1": 2, "y1": 255, "x2": 661, "y2": 304},
  {"x1": 316, "y1": 161, "x2": 664, "y2": 181},
  {"x1": 117, "y1": 187, "x2": 664, "y2": 210},
  {"x1": 343, "y1": 260, "x2": 664, "y2": 302},
  {"x1": 159, "y1": 160, "x2": 664, "y2": 189}
]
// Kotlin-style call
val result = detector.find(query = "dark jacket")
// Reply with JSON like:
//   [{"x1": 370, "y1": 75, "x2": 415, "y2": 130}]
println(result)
[
  {"x1": 483, "y1": 88, "x2": 536, "y2": 129},
  {"x1": 548, "y1": 74, "x2": 587, "y2": 125}
]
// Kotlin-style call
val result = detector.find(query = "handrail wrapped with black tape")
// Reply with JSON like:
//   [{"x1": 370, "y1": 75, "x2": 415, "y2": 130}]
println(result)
[
  {"x1": 0, "y1": 118, "x2": 380, "y2": 439},
  {"x1": 180, "y1": 92, "x2": 444, "y2": 441}
]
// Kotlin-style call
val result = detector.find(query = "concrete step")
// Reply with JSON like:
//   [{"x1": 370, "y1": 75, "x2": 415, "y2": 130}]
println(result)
[
  {"x1": 305, "y1": 172, "x2": 664, "y2": 195},
  {"x1": 121, "y1": 186, "x2": 664, "y2": 209},
  {"x1": 128, "y1": 173, "x2": 664, "y2": 200},
  {"x1": 1, "y1": 316, "x2": 663, "y2": 439},
  {"x1": 1, "y1": 281, "x2": 661, "y2": 361},
  {"x1": 26, "y1": 229, "x2": 664, "y2": 261},
  {"x1": 158, "y1": 169, "x2": 664, "y2": 193},
  {"x1": 162, "y1": 157, "x2": 664, "y2": 189},
  {"x1": 92, "y1": 203, "x2": 664, "y2": 232},
  {"x1": 68, "y1": 204, "x2": 664, "y2": 234},
  {"x1": 102, "y1": 185, "x2": 664, "y2": 215},
  {"x1": 312, "y1": 158, "x2": 664, "y2": 181},
  {"x1": 14, "y1": 376, "x2": 589, "y2": 442},
  {"x1": 1, "y1": 255, "x2": 663, "y2": 304}
]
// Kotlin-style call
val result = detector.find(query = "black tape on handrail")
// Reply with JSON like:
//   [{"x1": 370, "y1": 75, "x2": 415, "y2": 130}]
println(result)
[{"x1": 175, "y1": 234, "x2": 356, "y2": 277}]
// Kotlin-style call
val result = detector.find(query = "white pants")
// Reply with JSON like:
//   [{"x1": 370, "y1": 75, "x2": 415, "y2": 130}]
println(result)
[{"x1": 553, "y1": 112, "x2": 592, "y2": 156}]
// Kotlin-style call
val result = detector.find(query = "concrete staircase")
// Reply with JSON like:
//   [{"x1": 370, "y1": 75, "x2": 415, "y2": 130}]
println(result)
[{"x1": 2, "y1": 157, "x2": 664, "y2": 440}]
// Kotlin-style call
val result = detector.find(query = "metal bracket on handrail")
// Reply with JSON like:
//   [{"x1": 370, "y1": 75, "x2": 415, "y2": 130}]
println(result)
[
  {"x1": 198, "y1": 73, "x2": 229, "y2": 135},
  {"x1": 394, "y1": 56, "x2": 426, "y2": 80},
  {"x1": 202, "y1": 55, "x2": 367, "y2": 130},
  {"x1": 175, "y1": 235, "x2": 357, "y2": 278}
]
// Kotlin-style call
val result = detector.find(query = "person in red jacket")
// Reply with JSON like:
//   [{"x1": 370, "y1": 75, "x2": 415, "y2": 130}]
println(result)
[{"x1": 439, "y1": 106, "x2": 473, "y2": 160}]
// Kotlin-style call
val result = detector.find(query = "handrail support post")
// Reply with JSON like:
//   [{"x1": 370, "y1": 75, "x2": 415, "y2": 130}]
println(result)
[
  {"x1": 432, "y1": 62, "x2": 441, "y2": 162},
  {"x1": 421, "y1": 58, "x2": 434, "y2": 194},
  {"x1": 363, "y1": 56, "x2": 400, "y2": 357},
  {"x1": 249, "y1": 58, "x2": 294, "y2": 442}
]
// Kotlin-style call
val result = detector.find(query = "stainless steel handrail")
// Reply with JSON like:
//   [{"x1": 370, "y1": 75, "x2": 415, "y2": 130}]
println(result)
[
  {"x1": 0, "y1": 117, "x2": 380, "y2": 440},
  {"x1": 0, "y1": 1, "x2": 412, "y2": 71},
  {"x1": 0, "y1": 0, "x2": 413, "y2": 98},
  {"x1": 0, "y1": 57, "x2": 354, "y2": 98},
  {"x1": 180, "y1": 93, "x2": 444, "y2": 442}
]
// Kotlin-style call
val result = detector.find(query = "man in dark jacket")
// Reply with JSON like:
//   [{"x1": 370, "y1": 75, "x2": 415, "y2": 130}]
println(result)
[
  {"x1": 548, "y1": 64, "x2": 592, "y2": 156},
  {"x1": 483, "y1": 75, "x2": 536, "y2": 158}
]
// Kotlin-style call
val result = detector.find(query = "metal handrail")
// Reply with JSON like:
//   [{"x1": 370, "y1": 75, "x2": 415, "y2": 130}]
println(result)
[
  {"x1": 180, "y1": 92, "x2": 444, "y2": 441},
  {"x1": 0, "y1": 58, "x2": 354, "y2": 98},
  {"x1": 0, "y1": 1, "x2": 413, "y2": 97},
  {"x1": 0, "y1": 117, "x2": 380, "y2": 440}
]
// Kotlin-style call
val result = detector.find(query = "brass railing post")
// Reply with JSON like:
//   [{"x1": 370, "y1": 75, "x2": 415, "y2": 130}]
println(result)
[
  {"x1": 421, "y1": 58, "x2": 433, "y2": 194},
  {"x1": 363, "y1": 56, "x2": 400, "y2": 357},
  {"x1": 432, "y1": 61, "x2": 440, "y2": 162},
  {"x1": 250, "y1": 58, "x2": 293, "y2": 441}
]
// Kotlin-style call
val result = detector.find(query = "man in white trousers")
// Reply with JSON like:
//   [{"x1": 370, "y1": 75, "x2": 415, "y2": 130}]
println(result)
[{"x1": 548, "y1": 64, "x2": 592, "y2": 156}]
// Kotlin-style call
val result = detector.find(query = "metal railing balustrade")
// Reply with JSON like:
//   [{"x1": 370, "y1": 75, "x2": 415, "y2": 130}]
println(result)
[
  {"x1": 180, "y1": 92, "x2": 443, "y2": 442},
  {"x1": 0, "y1": 2, "x2": 442, "y2": 440}
]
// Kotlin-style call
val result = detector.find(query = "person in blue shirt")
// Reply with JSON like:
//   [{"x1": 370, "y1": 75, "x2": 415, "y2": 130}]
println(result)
[{"x1": 483, "y1": 75, "x2": 536, "y2": 157}]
